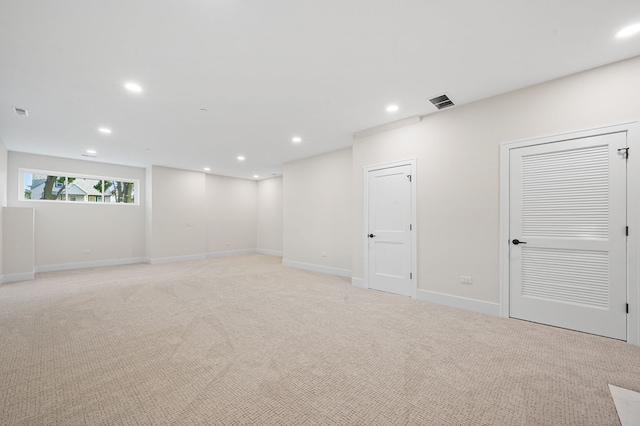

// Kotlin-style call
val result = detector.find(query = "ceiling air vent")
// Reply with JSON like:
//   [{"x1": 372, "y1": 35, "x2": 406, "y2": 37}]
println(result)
[
  {"x1": 428, "y1": 94, "x2": 454, "y2": 110},
  {"x1": 13, "y1": 107, "x2": 29, "y2": 116}
]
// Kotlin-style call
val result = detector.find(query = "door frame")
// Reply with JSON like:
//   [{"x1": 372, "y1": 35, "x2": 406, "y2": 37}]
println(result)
[
  {"x1": 363, "y1": 158, "x2": 417, "y2": 298},
  {"x1": 499, "y1": 122, "x2": 640, "y2": 345}
]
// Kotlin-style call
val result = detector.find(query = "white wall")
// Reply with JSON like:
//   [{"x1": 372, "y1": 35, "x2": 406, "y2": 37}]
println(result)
[
  {"x1": 4, "y1": 158, "x2": 264, "y2": 270},
  {"x1": 206, "y1": 174, "x2": 257, "y2": 254},
  {"x1": 0, "y1": 138, "x2": 7, "y2": 278},
  {"x1": 283, "y1": 148, "x2": 352, "y2": 274},
  {"x1": 2, "y1": 207, "x2": 34, "y2": 281},
  {"x1": 7, "y1": 152, "x2": 146, "y2": 271},
  {"x1": 145, "y1": 166, "x2": 153, "y2": 261},
  {"x1": 147, "y1": 166, "x2": 259, "y2": 261},
  {"x1": 257, "y1": 177, "x2": 283, "y2": 255},
  {"x1": 352, "y1": 55, "x2": 640, "y2": 304},
  {"x1": 148, "y1": 166, "x2": 206, "y2": 261}
]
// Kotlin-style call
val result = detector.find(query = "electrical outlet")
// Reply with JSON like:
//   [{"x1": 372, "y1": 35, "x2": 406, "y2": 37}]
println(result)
[{"x1": 460, "y1": 276, "x2": 473, "y2": 284}]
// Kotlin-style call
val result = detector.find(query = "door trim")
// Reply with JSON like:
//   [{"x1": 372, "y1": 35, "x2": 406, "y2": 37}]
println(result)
[
  {"x1": 363, "y1": 159, "x2": 417, "y2": 298},
  {"x1": 499, "y1": 122, "x2": 640, "y2": 345}
]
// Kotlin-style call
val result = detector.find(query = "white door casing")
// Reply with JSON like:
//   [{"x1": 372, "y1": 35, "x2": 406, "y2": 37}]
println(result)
[
  {"x1": 364, "y1": 160, "x2": 417, "y2": 298},
  {"x1": 509, "y1": 132, "x2": 627, "y2": 340}
]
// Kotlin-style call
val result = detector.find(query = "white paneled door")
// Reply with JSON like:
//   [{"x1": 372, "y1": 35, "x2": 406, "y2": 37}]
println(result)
[
  {"x1": 367, "y1": 164, "x2": 413, "y2": 297},
  {"x1": 509, "y1": 132, "x2": 627, "y2": 340}
]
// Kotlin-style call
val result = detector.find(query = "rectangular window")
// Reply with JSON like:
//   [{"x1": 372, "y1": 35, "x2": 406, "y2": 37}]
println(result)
[
  {"x1": 21, "y1": 170, "x2": 138, "y2": 205},
  {"x1": 25, "y1": 174, "x2": 68, "y2": 201},
  {"x1": 70, "y1": 177, "x2": 102, "y2": 203},
  {"x1": 104, "y1": 180, "x2": 135, "y2": 204}
]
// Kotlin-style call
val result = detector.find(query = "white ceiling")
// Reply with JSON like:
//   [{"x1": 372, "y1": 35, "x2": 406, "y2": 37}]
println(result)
[{"x1": 1, "y1": 1, "x2": 639, "y2": 180}]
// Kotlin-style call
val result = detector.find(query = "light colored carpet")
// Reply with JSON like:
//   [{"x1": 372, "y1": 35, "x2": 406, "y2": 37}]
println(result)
[{"x1": 0, "y1": 254, "x2": 638, "y2": 425}]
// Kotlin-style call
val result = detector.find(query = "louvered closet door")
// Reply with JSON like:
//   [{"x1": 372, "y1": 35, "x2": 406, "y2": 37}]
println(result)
[{"x1": 510, "y1": 132, "x2": 627, "y2": 340}]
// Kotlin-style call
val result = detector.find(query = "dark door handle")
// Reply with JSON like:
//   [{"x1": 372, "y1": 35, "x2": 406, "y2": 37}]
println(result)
[
  {"x1": 368, "y1": 234, "x2": 376, "y2": 238},
  {"x1": 512, "y1": 239, "x2": 527, "y2": 245}
]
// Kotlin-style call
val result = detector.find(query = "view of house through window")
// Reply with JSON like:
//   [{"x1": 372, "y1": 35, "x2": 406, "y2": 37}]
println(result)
[{"x1": 22, "y1": 171, "x2": 137, "y2": 204}]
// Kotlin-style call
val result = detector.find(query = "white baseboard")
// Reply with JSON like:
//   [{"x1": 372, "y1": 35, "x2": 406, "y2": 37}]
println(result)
[
  {"x1": 416, "y1": 289, "x2": 501, "y2": 316},
  {"x1": 256, "y1": 249, "x2": 283, "y2": 257},
  {"x1": 282, "y1": 259, "x2": 351, "y2": 278},
  {"x1": 35, "y1": 257, "x2": 148, "y2": 273},
  {"x1": 147, "y1": 254, "x2": 206, "y2": 265},
  {"x1": 351, "y1": 277, "x2": 366, "y2": 289},
  {"x1": 206, "y1": 249, "x2": 257, "y2": 258},
  {"x1": 1, "y1": 272, "x2": 36, "y2": 283},
  {"x1": 27, "y1": 250, "x2": 270, "y2": 274}
]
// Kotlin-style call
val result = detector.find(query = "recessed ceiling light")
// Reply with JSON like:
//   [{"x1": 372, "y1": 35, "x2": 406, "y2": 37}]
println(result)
[
  {"x1": 98, "y1": 127, "x2": 112, "y2": 134},
  {"x1": 124, "y1": 82, "x2": 143, "y2": 93},
  {"x1": 86, "y1": 149, "x2": 97, "y2": 154},
  {"x1": 386, "y1": 104, "x2": 399, "y2": 112},
  {"x1": 237, "y1": 156, "x2": 245, "y2": 161},
  {"x1": 253, "y1": 175, "x2": 259, "y2": 178},
  {"x1": 616, "y1": 23, "x2": 640, "y2": 38},
  {"x1": 204, "y1": 167, "x2": 210, "y2": 171},
  {"x1": 292, "y1": 136, "x2": 302, "y2": 143}
]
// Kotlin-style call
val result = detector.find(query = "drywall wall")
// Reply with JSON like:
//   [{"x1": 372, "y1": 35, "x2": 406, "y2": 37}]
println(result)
[
  {"x1": 206, "y1": 174, "x2": 257, "y2": 254},
  {"x1": 283, "y1": 148, "x2": 352, "y2": 274},
  {"x1": 257, "y1": 177, "x2": 283, "y2": 254},
  {"x1": 147, "y1": 167, "x2": 259, "y2": 261},
  {"x1": 0, "y1": 139, "x2": 6, "y2": 207},
  {"x1": 0, "y1": 138, "x2": 7, "y2": 278},
  {"x1": 2, "y1": 207, "x2": 34, "y2": 280},
  {"x1": 3, "y1": 158, "x2": 263, "y2": 268},
  {"x1": 352, "y1": 55, "x2": 640, "y2": 304},
  {"x1": 7, "y1": 152, "x2": 146, "y2": 270},
  {"x1": 148, "y1": 165, "x2": 206, "y2": 261},
  {"x1": 145, "y1": 166, "x2": 153, "y2": 261}
]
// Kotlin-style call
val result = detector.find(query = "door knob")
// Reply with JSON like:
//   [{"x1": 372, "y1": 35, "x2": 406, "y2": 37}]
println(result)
[
  {"x1": 368, "y1": 234, "x2": 376, "y2": 238},
  {"x1": 512, "y1": 239, "x2": 527, "y2": 245}
]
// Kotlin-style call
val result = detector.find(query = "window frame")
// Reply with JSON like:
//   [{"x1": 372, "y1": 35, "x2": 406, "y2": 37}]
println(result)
[{"x1": 19, "y1": 168, "x2": 140, "y2": 206}]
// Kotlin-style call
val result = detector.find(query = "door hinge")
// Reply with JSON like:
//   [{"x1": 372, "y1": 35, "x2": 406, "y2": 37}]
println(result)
[
  {"x1": 618, "y1": 147, "x2": 629, "y2": 159},
  {"x1": 407, "y1": 174, "x2": 412, "y2": 182},
  {"x1": 627, "y1": 303, "x2": 629, "y2": 314},
  {"x1": 410, "y1": 224, "x2": 412, "y2": 230},
  {"x1": 627, "y1": 226, "x2": 629, "y2": 236},
  {"x1": 410, "y1": 273, "x2": 413, "y2": 279}
]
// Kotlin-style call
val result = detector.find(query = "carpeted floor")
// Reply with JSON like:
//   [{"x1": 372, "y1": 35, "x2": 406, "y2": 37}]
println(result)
[{"x1": 0, "y1": 254, "x2": 638, "y2": 425}]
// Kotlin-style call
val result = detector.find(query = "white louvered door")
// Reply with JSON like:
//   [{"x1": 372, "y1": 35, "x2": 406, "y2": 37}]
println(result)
[{"x1": 509, "y1": 132, "x2": 627, "y2": 340}]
